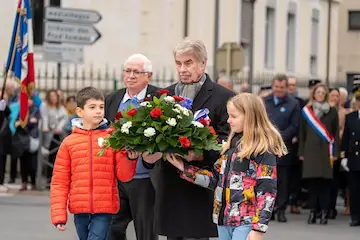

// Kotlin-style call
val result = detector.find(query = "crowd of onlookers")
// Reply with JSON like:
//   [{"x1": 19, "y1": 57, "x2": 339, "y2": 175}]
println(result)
[
  {"x1": 0, "y1": 74, "x2": 359, "y2": 227},
  {"x1": 0, "y1": 82, "x2": 77, "y2": 192}
]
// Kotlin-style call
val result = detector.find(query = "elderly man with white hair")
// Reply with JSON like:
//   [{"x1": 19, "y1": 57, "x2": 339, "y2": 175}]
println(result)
[
  {"x1": 143, "y1": 39, "x2": 235, "y2": 240},
  {"x1": 105, "y1": 54, "x2": 160, "y2": 240}
]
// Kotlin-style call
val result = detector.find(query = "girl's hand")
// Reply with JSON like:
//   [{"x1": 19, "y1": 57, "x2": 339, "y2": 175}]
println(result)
[
  {"x1": 142, "y1": 152, "x2": 163, "y2": 164},
  {"x1": 165, "y1": 153, "x2": 185, "y2": 171},
  {"x1": 56, "y1": 224, "x2": 66, "y2": 231},
  {"x1": 127, "y1": 150, "x2": 141, "y2": 160},
  {"x1": 247, "y1": 230, "x2": 262, "y2": 240}
]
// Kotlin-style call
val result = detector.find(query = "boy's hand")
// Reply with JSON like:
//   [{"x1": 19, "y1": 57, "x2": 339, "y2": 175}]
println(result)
[
  {"x1": 127, "y1": 150, "x2": 141, "y2": 160},
  {"x1": 142, "y1": 152, "x2": 163, "y2": 164},
  {"x1": 56, "y1": 224, "x2": 66, "y2": 231}
]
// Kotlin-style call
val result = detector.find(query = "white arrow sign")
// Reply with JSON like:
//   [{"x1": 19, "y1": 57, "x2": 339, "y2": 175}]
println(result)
[
  {"x1": 45, "y1": 7, "x2": 102, "y2": 23},
  {"x1": 44, "y1": 21, "x2": 101, "y2": 45},
  {"x1": 43, "y1": 43, "x2": 84, "y2": 64}
]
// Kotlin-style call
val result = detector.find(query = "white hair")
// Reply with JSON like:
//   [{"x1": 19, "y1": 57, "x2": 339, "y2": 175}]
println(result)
[
  {"x1": 339, "y1": 87, "x2": 348, "y2": 98},
  {"x1": 173, "y1": 39, "x2": 207, "y2": 63},
  {"x1": 124, "y1": 54, "x2": 152, "y2": 72}
]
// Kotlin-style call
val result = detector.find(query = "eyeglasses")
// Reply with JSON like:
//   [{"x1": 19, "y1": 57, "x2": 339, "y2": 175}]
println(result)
[{"x1": 123, "y1": 69, "x2": 148, "y2": 77}]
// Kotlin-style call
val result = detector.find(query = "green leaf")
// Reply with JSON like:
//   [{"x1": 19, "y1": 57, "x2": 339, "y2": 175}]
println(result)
[
  {"x1": 153, "y1": 96, "x2": 160, "y2": 105},
  {"x1": 134, "y1": 136, "x2": 142, "y2": 144},
  {"x1": 167, "y1": 137, "x2": 178, "y2": 147},
  {"x1": 156, "y1": 134, "x2": 164, "y2": 143},
  {"x1": 162, "y1": 125, "x2": 169, "y2": 132},
  {"x1": 193, "y1": 148, "x2": 203, "y2": 156},
  {"x1": 136, "y1": 128, "x2": 144, "y2": 134},
  {"x1": 158, "y1": 140, "x2": 169, "y2": 152}
]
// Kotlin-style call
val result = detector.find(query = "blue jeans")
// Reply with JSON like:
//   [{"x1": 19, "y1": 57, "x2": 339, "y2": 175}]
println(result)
[
  {"x1": 74, "y1": 213, "x2": 113, "y2": 240},
  {"x1": 217, "y1": 225, "x2": 252, "y2": 240}
]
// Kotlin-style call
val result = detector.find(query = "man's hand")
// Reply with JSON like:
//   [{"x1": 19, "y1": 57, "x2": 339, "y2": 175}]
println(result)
[
  {"x1": 341, "y1": 158, "x2": 349, "y2": 172},
  {"x1": 178, "y1": 150, "x2": 203, "y2": 162},
  {"x1": 292, "y1": 136, "x2": 298, "y2": 144},
  {"x1": 247, "y1": 230, "x2": 263, "y2": 240},
  {"x1": 56, "y1": 224, "x2": 66, "y2": 231},
  {"x1": 142, "y1": 152, "x2": 163, "y2": 164},
  {"x1": 299, "y1": 156, "x2": 304, "y2": 161},
  {"x1": 165, "y1": 153, "x2": 185, "y2": 171}
]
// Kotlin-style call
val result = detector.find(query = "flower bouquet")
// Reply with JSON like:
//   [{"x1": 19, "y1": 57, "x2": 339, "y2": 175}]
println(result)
[{"x1": 99, "y1": 90, "x2": 222, "y2": 157}]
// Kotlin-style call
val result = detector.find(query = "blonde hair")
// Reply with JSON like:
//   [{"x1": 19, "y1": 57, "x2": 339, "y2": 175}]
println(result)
[{"x1": 222, "y1": 93, "x2": 288, "y2": 159}]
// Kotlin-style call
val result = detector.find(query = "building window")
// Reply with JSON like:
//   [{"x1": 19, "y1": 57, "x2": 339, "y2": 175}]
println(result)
[
  {"x1": 310, "y1": 9, "x2": 319, "y2": 76},
  {"x1": 264, "y1": 7, "x2": 275, "y2": 69},
  {"x1": 348, "y1": 11, "x2": 360, "y2": 30},
  {"x1": 286, "y1": 12, "x2": 296, "y2": 72}
]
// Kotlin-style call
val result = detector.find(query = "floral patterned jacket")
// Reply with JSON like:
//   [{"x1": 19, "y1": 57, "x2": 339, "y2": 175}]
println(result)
[{"x1": 180, "y1": 134, "x2": 277, "y2": 233}]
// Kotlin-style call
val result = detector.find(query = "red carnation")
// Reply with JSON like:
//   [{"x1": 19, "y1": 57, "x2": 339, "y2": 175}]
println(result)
[
  {"x1": 127, "y1": 109, "x2": 137, "y2": 117},
  {"x1": 179, "y1": 136, "x2": 191, "y2": 149},
  {"x1": 144, "y1": 97, "x2": 150, "y2": 101},
  {"x1": 158, "y1": 89, "x2": 170, "y2": 96},
  {"x1": 115, "y1": 112, "x2": 123, "y2": 121},
  {"x1": 199, "y1": 118, "x2": 209, "y2": 126},
  {"x1": 173, "y1": 96, "x2": 184, "y2": 102},
  {"x1": 208, "y1": 126, "x2": 216, "y2": 136},
  {"x1": 150, "y1": 107, "x2": 163, "y2": 118}
]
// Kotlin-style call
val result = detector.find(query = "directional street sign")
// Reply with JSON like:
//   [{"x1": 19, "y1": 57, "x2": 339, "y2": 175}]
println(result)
[
  {"x1": 44, "y1": 21, "x2": 101, "y2": 45},
  {"x1": 45, "y1": 7, "x2": 102, "y2": 23},
  {"x1": 43, "y1": 43, "x2": 84, "y2": 64}
]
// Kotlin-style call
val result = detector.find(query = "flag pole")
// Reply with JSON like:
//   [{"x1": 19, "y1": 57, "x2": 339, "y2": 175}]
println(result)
[{"x1": 1, "y1": 6, "x2": 22, "y2": 100}]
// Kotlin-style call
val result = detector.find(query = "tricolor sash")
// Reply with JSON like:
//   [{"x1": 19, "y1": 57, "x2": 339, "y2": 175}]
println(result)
[{"x1": 302, "y1": 105, "x2": 334, "y2": 168}]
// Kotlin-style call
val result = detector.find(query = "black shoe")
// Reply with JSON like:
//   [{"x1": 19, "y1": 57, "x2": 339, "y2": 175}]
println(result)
[
  {"x1": 327, "y1": 209, "x2": 337, "y2": 220},
  {"x1": 350, "y1": 220, "x2": 360, "y2": 227},
  {"x1": 277, "y1": 211, "x2": 287, "y2": 223},
  {"x1": 270, "y1": 212, "x2": 275, "y2": 221},
  {"x1": 308, "y1": 210, "x2": 317, "y2": 224},
  {"x1": 319, "y1": 211, "x2": 328, "y2": 225}
]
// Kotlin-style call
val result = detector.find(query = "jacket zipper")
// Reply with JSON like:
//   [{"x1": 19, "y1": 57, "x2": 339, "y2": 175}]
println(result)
[
  {"x1": 218, "y1": 150, "x2": 232, "y2": 225},
  {"x1": 89, "y1": 130, "x2": 94, "y2": 213}
]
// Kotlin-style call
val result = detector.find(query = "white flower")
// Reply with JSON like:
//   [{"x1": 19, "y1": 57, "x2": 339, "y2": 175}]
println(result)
[
  {"x1": 164, "y1": 96, "x2": 175, "y2": 103},
  {"x1": 121, "y1": 127, "x2": 130, "y2": 134},
  {"x1": 98, "y1": 137, "x2": 104, "y2": 147},
  {"x1": 175, "y1": 104, "x2": 182, "y2": 109},
  {"x1": 172, "y1": 108, "x2": 181, "y2": 114},
  {"x1": 177, "y1": 115, "x2": 183, "y2": 119},
  {"x1": 144, "y1": 127, "x2": 156, "y2": 137},
  {"x1": 183, "y1": 109, "x2": 190, "y2": 116},
  {"x1": 166, "y1": 118, "x2": 177, "y2": 127},
  {"x1": 121, "y1": 121, "x2": 132, "y2": 134},
  {"x1": 147, "y1": 104, "x2": 153, "y2": 108},
  {"x1": 192, "y1": 121, "x2": 204, "y2": 128},
  {"x1": 140, "y1": 101, "x2": 150, "y2": 107}
]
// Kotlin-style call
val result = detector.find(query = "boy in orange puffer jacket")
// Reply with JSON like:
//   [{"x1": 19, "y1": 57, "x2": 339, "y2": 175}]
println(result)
[{"x1": 50, "y1": 87, "x2": 139, "y2": 240}]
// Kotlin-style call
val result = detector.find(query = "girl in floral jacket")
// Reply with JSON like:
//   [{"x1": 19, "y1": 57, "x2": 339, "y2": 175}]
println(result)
[{"x1": 166, "y1": 93, "x2": 287, "y2": 240}]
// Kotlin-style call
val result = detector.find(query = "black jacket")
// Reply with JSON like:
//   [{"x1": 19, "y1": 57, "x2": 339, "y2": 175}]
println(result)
[
  {"x1": 0, "y1": 106, "x2": 11, "y2": 155},
  {"x1": 151, "y1": 75, "x2": 236, "y2": 238},
  {"x1": 341, "y1": 110, "x2": 360, "y2": 171}
]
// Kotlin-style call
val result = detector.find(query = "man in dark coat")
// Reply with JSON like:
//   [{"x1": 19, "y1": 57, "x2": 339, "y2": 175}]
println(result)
[
  {"x1": 341, "y1": 86, "x2": 360, "y2": 227},
  {"x1": 105, "y1": 54, "x2": 159, "y2": 240},
  {"x1": 263, "y1": 74, "x2": 300, "y2": 223},
  {"x1": 144, "y1": 39, "x2": 235, "y2": 239},
  {"x1": 287, "y1": 77, "x2": 306, "y2": 214}
]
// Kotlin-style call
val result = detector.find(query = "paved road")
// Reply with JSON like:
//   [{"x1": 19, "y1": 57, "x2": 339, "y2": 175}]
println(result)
[{"x1": 0, "y1": 191, "x2": 359, "y2": 240}]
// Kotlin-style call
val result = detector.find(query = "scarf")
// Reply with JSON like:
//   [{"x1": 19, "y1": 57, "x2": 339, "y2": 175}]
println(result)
[
  {"x1": 174, "y1": 74, "x2": 207, "y2": 100},
  {"x1": 312, "y1": 101, "x2": 330, "y2": 119}
]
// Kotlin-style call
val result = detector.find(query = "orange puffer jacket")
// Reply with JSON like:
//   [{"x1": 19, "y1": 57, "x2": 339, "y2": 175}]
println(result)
[{"x1": 50, "y1": 126, "x2": 137, "y2": 226}]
